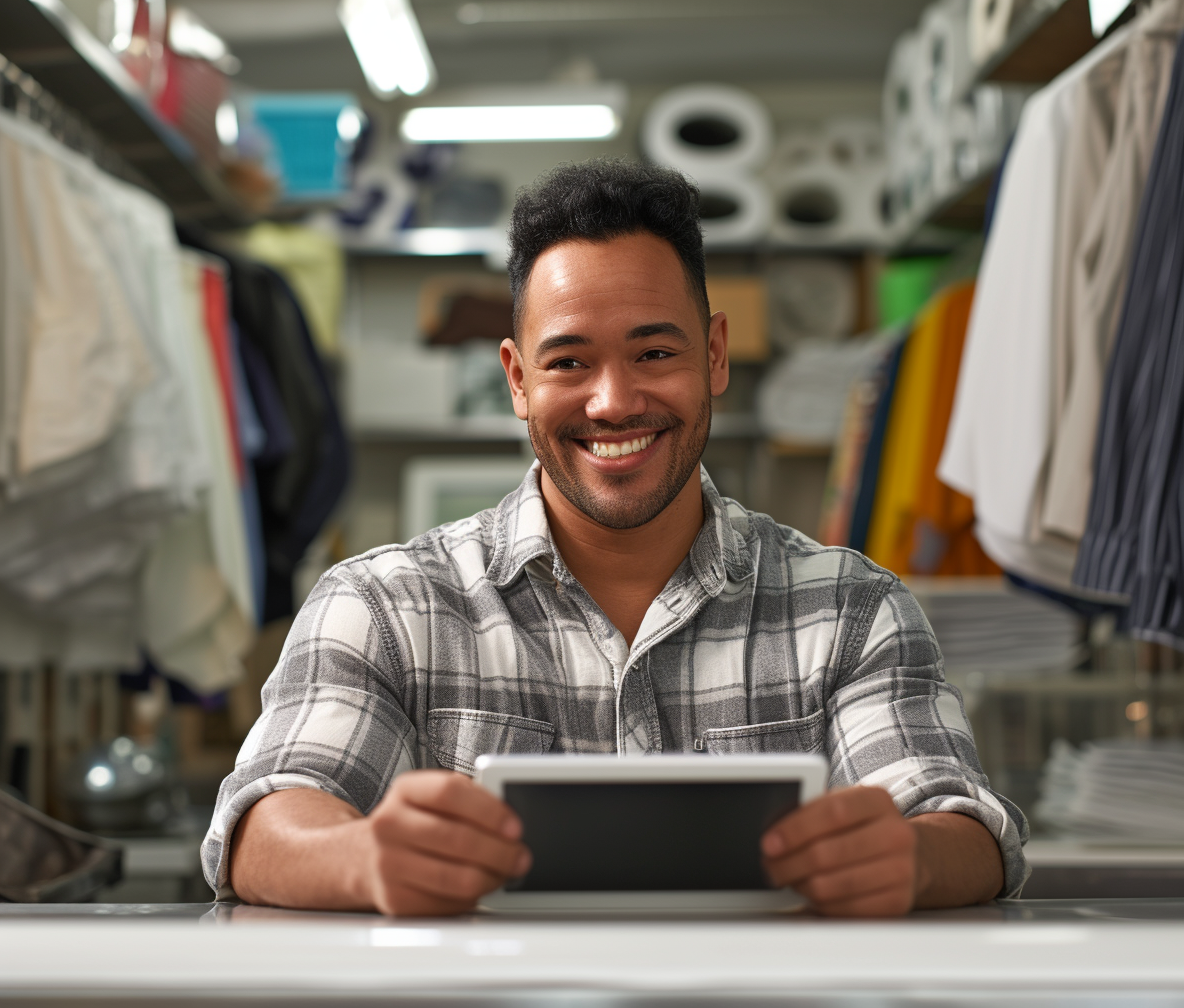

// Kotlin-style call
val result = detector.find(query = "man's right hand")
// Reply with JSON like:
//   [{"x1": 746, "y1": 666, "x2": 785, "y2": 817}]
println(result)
[
  {"x1": 228, "y1": 770, "x2": 530, "y2": 917},
  {"x1": 363, "y1": 770, "x2": 531, "y2": 916}
]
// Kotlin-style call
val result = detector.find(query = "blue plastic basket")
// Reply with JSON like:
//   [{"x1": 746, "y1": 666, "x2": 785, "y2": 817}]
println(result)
[{"x1": 250, "y1": 92, "x2": 357, "y2": 200}]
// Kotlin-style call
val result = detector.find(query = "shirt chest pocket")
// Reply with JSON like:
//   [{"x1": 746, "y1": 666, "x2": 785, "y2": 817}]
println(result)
[
  {"x1": 700, "y1": 709, "x2": 826, "y2": 755},
  {"x1": 426, "y1": 708, "x2": 556, "y2": 776}
]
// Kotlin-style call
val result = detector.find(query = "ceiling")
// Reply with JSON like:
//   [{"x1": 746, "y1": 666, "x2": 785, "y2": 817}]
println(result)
[{"x1": 185, "y1": 0, "x2": 931, "y2": 92}]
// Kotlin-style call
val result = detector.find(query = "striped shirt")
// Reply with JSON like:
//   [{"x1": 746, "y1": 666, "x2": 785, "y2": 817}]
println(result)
[
  {"x1": 1075, "y1": 28, "x2": 1184, "y2": 647},
  {"x1": 202, "y1": 463, "x2": 1029, "y2": 898}
]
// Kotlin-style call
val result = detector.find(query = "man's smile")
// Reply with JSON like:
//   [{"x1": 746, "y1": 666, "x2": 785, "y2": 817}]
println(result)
[{"x1": 579, "y1": 430, "x2": 661, "y2": 459}]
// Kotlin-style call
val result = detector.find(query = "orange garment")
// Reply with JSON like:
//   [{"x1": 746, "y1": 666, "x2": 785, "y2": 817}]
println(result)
[{"x1": 864, "y1": 282, "x2": 999, "y2": 576}]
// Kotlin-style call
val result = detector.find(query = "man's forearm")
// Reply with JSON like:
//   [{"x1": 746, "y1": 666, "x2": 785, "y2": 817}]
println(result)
[
  {"x1": 911, "y1": 811, "x2": 1005, "y2": 908},
  {"x1": 230, "y1": 789, "x2": 375, "y2": 911}
]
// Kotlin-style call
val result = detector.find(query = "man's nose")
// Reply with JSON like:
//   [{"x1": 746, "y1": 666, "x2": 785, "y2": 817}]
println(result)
[{"x1": 584, "y1": 363, "x2": 648, "y2": 424}]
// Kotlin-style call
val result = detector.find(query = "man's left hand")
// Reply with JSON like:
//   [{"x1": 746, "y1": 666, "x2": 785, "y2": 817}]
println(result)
[{"x1": 761, "y1": 785, "x2": 918, "y2": 917}]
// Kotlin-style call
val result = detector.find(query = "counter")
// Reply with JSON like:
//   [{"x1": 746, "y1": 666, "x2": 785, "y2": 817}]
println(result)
[{"x1": 2, "y1": 899, "x2": 1184, "y2": 1005}]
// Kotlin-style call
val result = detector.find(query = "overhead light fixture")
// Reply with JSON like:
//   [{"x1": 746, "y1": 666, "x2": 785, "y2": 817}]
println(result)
[
  {"x1": 400, "y1": 82, "x2": 626, "y2": 142},
  {"x1": 403, "y1": 104, "x2": 618, "y2": 142},
  {"x1": 1088, "y1": 0, "x2": 1129, "y2": 36},
  {"x1": 338, "y1": 0, "x2": 435, "y2": 99}
]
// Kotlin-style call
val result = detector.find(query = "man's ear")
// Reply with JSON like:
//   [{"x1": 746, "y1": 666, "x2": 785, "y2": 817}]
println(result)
[
  {"x1": 500, "y1": 337, "x2": 529, "y2": 420},
  {"x1": 707, "y1": 311, "x2": 730, "y2": 398}
]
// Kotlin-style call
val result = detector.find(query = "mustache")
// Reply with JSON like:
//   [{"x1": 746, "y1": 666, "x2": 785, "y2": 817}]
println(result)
[{"x1": 556, "y1": 414, "x2": 682, "y2": 441}]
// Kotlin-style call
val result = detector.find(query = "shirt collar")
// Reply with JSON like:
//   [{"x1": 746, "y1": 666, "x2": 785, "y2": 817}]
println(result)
[{"x1": 486, "y1": 461, "x2": 755, "y2": 592}]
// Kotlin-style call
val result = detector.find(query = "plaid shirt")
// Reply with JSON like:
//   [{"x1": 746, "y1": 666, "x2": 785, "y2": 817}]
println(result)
[{"x1": 203, "y1": 464, "x2": 1029, "y2": 898}]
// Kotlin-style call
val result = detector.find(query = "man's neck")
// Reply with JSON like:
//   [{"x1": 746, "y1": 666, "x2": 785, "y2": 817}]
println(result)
[{"x1": 539, "y1": 469, "x2": 705, "y2": 647}]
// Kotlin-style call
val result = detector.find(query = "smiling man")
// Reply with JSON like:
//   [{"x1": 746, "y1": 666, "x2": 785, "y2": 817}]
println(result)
[{"x1": 203, "y1": 159, "x2": 1028, "y2": 917}]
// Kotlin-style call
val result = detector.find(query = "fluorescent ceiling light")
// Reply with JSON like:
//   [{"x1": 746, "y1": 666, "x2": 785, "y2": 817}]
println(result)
[
  {"x1": 402, "y1": 104, "x2": 619, "y2": 142},
  {"x1": 1088, "y1": 0, "x2": 1129, "y2": 36},
  {"x1": 338, "y1": 0, "x2": 435, "y2": 98}
]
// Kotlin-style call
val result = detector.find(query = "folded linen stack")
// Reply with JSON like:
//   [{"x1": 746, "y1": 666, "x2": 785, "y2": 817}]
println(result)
[
  {"x1": 1037, "y1": 738, "x2": 1184, "y2": 841},
  {"x1": 909, "y1": 580, "x2": 1085, "y2": 672}
]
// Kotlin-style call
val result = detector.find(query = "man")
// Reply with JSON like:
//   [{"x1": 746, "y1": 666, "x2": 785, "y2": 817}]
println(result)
[{"x1": 203, "y1": 160, "x2": 1028, "y2": 917}]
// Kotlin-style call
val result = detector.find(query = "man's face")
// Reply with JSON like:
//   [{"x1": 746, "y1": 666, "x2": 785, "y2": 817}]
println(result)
[{"x1": 501, "y1": 231, "x2": 729, "y2": 530}]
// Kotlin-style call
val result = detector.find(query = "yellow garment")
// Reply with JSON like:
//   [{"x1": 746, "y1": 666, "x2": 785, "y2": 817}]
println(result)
[
  {"x1": 865, "y1": 282, "x2": 997, "y2": 577},
  {"x1": 240, "y1": 222, "x2": 344, "y2": 357}
]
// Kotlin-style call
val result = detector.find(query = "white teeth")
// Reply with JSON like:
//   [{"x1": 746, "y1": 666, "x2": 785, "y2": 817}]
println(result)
[{"x1": 586, "y1": 433, "x2": 656, "y2": 457}]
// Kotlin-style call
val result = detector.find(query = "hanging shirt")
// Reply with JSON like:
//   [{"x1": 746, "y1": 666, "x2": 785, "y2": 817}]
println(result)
[
  {"x1": 866, "y1": 283, "x2": 997, "y2": 577},
  {"x1": 0, "y1": 111, "x2": 154, "y2": 478},
  {"x1": 1075, "y1": 28, "x2": 1184, "y2": 647},
  {"x1": 938, "y1": 20, "x2": 1137, "y2": 593},
  {"x1": 817, "y1": 327, "x2": 907, "y2": 547},
  {"x1": 1043, "y1": 0, "x2": 1184, "y2": 538}
]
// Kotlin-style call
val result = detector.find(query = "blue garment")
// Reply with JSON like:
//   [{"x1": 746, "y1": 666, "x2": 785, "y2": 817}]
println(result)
[
  {"x1": 229, "y1": 322, "x2": 268, "y2": 625},
  {"x1": 848, "y1": 334, "x2": 908, "y2": 554}
]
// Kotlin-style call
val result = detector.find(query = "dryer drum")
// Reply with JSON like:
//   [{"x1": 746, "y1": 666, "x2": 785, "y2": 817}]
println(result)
[
  {"x1": 783, "y1": 185, "x2": 842, "y2": 227},
  {"x1": 641, "y1": 83, "x2": 772, "y2": 174},
  {"x1": 699, "y1": 192, "x2": 742, "y2": 220},
  {"x1": 677, "y1": 116, "x2": 741, "y2": 149}
]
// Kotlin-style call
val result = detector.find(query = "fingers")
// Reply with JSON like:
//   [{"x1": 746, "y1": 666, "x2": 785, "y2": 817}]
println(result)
[
  {"x1": 387, "y1": 801, "x2": 530, "y2": 880},
  {"x1": 762, "y1": 786, "x2": 898, "y2": 859},
  {"x1": 774, "y1": 851, "x2": 915, "y2": 915},
  {"x1": 761, "y1": 785, "x2": 917, "y2": 918},
  {"x1": 766, "y1": 814, "x2": 914, "y2": 888},
  {"x1": 394, "y1": 770, "x2": 522, "y2": 840},
  {"x1": 366, "y1": 770, "x2": 531, "y2": 917},
  {"x1": 383, "y1": 846, "x2": 507, "y2": 905}
]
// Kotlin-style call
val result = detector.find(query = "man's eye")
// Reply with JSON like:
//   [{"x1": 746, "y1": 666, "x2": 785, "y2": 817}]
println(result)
[
  {"x1": 550, "y1": 357, "x2": 583, "y2": 370},
  {"x1": 639, "y1": 349, "x2": 674, "y2": 361}
]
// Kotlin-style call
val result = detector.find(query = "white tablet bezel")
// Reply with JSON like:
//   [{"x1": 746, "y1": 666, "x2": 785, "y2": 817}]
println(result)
[{"x1": 474, "y1": 753, "x2": 828, "y2": 915}]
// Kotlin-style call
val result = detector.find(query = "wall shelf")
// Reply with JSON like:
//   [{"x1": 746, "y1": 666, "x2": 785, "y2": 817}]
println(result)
[
  {"x1": 889, "y1": 0, "x2": 1138, "y2": 250},
  {"x1": 976, "y1": 0, "x2": 1132, "y2": 87},
  {"x1": 0, "y1": 0, "x2": 250, "y2": 226}
]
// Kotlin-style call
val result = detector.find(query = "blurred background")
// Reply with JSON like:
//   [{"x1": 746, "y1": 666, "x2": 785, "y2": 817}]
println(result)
[{"x1": 1, "y1": 0, "x2": 1182, "y2": 904}]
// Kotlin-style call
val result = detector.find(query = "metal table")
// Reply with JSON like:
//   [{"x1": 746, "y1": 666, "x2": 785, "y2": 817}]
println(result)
[{"x1": 1, "y1": 899, "x2": 1183, "y2": 1005}]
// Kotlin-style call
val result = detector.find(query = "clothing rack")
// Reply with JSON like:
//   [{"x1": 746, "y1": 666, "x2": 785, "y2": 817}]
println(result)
[
  {"x1": 0, "y1": 53, "x2": 147, "y2": 190},
  {"x1": 0, "y1": 0, "x2": 249, "y2": 225}
]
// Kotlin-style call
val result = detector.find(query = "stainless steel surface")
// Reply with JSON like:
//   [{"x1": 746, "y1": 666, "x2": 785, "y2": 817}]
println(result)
[{"x1": 1, "y1": 899, "x2": 1184, "y2": 1004}]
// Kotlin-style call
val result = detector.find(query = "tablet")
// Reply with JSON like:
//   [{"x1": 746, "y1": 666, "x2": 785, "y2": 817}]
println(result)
[{"x1": 474, "y1": 753, "x2": 828, "y2": 914}]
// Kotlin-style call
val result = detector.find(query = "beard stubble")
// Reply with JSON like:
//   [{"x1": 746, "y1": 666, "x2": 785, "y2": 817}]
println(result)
[{"x1": 528, "y1": 397, "x2": 712, "y2": 530}]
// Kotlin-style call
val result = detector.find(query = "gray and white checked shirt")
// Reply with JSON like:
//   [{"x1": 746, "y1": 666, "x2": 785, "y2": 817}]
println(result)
[{"x1": 203, "y1": 464, "x2": 1029, "y2": 898}]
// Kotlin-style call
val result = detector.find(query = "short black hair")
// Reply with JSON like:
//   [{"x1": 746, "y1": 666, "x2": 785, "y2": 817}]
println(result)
[{"x1": 506, "y1": 158, "x2": 709, "y2": 337}]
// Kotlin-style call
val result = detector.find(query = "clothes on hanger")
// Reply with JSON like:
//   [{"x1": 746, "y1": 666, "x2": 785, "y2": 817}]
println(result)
[
  {"x1": 865, "y1": 282, "x2": 998, "y2": 577},
  {"x1": 938, "y1": 0, "x2": 1184, "y2": 597},
  {"x1": 0, "y1": 103, "x2": 346, "y2": 692},
  {"x1": 1075, "y1": 26, "x2": 1184, "y2": 648},
  {"x1": 238, "y1": 222, "x2": 345, "y2": 359},
  {"x1": 817, "y1": 326, "x2": 906, "y2": 550},
  {"x1": 176, "y1": 227, "x2": 350, "y2": 623}
]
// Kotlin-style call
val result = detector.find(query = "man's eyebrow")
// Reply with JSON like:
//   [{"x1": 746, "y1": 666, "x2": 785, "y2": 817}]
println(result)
[
  {"x1": 627, "y1": 322, "x2": 690, "y2": 344},
  {"x1": 534, "y1": 333, "x2": 590, "y2": 358},
  {"x1": 533, "y1": 323, "x2": 690, "y2": 359}
]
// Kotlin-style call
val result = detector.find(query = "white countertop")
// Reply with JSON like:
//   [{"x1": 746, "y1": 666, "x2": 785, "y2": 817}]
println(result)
[{"x1": 2, "y1": 902, "x2": 1184, "y2": 1004}]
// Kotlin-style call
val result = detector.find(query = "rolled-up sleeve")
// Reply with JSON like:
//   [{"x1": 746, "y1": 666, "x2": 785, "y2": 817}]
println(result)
[
  {"x1": 828, "y1": 578, "x2": 1030, "y2": 898},
  {"x1": 200, "y1": 569, "x2": 417, "y2": 899}
]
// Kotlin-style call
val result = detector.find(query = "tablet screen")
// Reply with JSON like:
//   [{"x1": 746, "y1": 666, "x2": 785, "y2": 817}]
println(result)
[{"x1": 503, "y1": 780, "x2": 800, "y2": 891}]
